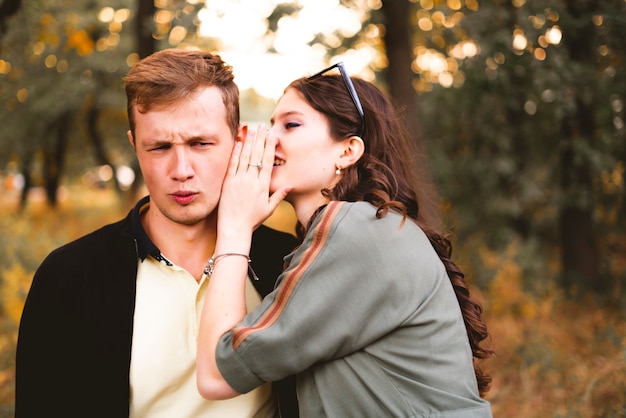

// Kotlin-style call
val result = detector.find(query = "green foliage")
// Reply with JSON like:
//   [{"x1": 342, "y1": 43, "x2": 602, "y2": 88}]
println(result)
[
  {"x1": 0, "y1": 0, "x2": 135, "y2": 189},
  {"x1": 416, "y1": 0, "x2": 626, "y2": 293}
]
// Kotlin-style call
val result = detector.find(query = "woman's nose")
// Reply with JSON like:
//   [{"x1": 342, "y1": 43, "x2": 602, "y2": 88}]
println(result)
[{"x1": 268, "y1": 126, "x2": 280, "y2": 144}]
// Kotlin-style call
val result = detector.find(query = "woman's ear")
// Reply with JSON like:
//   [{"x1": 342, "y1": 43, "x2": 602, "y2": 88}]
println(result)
[{"x1": 337, "y1": 135, "x2": 365, "y2": 169}]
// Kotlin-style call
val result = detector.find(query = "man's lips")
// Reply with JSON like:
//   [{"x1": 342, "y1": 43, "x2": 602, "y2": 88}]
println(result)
[{"x1": 171, "y1": 192, "x2": 197, "y2": 204}]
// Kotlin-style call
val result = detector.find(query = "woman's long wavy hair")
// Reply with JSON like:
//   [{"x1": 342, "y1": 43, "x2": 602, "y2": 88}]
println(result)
[{"x1": 288, "y1": 73, "x2": 494, "y2": 397}]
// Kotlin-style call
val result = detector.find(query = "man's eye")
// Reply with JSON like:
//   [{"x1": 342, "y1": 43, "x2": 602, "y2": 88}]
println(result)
[{"x1": 192, "y1": 141, "x2": 213, "y2": 148}]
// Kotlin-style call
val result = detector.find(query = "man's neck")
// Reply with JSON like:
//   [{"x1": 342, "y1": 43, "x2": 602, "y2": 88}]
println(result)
[{"x1": 141, "y1": 206, "x2": 217, "y2": 280}]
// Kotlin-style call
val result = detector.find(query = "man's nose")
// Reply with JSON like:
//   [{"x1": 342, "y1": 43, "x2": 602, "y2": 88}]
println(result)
[{"x1": 171, "y1": 146, "x2": 194, "y2": 180}]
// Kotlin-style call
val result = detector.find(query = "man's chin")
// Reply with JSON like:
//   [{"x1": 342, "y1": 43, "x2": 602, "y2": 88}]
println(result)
[
  {"x1": 164, "y1": 207, "x2": 214, "y2": 227},
  {"x1": 182, "y1": 212, "x2": 214, "y2": 226}
]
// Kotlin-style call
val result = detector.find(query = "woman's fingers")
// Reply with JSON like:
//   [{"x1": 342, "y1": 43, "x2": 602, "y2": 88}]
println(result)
[
  {"x1": 240, "y1": 127, "x2": 256, "y2": 174},
  {"x1": 248, "y1": 125, "x2": 265, "y2": 175},
  {"x1": 229, "y1": 138, "x2": 243, "y2": 176},
  {"x1": 221, "y1": 124, "x2": 289, "y2": 228}
]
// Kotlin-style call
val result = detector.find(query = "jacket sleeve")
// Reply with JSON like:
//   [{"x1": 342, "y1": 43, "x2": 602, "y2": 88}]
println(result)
[
  {"x1": 215, "y1": 202, "x2": 444, "y2": 394},
  {"x1": 15, "y1": 250, "x2": 76, "y2": 416},
  {"x1": 15, "y1": 220, "x2": 137, "y2": 418},
  {"x1": 250, "y1": 224, "x2": 298, "y2": 298}
]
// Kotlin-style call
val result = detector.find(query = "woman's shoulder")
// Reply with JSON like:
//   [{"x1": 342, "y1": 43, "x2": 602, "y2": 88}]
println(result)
[
  {"x1": 326, "y1": 201, "x2": 417, "y2": 230},
  {"x1": 313, "y1": 202, "x2": 426, "y2": 249},
  {"x1": 315, "y1": 201, "x2": 377, "y2": 234}
]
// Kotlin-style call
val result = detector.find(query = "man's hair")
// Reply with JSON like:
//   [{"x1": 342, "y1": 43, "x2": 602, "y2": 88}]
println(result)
[{"x1": 124, "y1": 49, "x2": 240, "y2": 138}]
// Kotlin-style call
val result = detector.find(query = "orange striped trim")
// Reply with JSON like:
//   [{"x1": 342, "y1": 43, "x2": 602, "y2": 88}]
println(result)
[{"x1": 232, "y1": 201, "x2": 344, "y2": 350}]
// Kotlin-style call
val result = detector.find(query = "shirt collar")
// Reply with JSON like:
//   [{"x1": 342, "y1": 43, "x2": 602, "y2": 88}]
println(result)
[{"x1": 131, "y1": 195, "x2": 161, "y2": 262}]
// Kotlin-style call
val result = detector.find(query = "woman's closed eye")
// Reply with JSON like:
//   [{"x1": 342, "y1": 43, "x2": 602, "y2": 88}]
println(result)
[{"x1": 285, "y1": 121, "x2": 301, "y2": 130}]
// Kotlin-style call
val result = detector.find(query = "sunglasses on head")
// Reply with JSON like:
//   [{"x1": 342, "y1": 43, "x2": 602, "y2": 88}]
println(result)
[{"x1": 307, "y1": 62, "x2": 365, "y2": 138}]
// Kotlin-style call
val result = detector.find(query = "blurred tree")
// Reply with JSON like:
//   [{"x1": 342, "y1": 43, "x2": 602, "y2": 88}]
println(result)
[
  {"x1": 415, "y1": 0, "x2": 625, "y2": 296},
  {"x1": 136, "y1": 0, "x2": 156, "y2": 59},
  {"x1": 0, "y1": 0, "x2": 21, "y2": 35},
  {"x1": 2, "y1": 0, "x2": 623, "y2": 296},
  {"x1": 381, "y1": 0, "x2": 419, "y2": 138},
  {"x1": 0, "y1": 0, "x2": 135, "y2": 209},
  {"x1": 378, "y1": 1, "x2": 442, "y2": 227},
  {"x1": 558, "y1": 0, "x2": 601, "y2": 292}
]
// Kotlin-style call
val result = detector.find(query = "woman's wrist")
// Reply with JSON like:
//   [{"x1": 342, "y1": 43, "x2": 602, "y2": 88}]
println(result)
[
  {"x1": 205, "y1": 248, "x2": 259, "y2": 281},
  {"x1": 205, "y1": 253, "x2": 250, "y2": 276},
  {"x1": 216, "y1": 225, "x2": 253, "y2": 248}
]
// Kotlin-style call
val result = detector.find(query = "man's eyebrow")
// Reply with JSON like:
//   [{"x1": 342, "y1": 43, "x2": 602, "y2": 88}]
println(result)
[
  {"x1": 141, "y1": 138, "x2": 171, "y2": 147},
  {"x1": 187, "y1": 132, "x2": 224, "y2": 143}
]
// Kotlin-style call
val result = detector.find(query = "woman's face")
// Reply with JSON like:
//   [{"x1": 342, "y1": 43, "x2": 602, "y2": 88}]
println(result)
[{"x1": 269, "y1": 88, "x2": 347, "y2": 221}]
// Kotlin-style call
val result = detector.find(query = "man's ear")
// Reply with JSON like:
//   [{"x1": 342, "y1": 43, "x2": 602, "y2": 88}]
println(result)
[
  {"x1": 236, "y1": 123, "x2": 248, "y2": 143},
  {"x1": 127, "y1": 130, "x2": 135, "y2": 148},
  {"x1": 337, "y1": 135, "x2": 365, "y2": 169}
]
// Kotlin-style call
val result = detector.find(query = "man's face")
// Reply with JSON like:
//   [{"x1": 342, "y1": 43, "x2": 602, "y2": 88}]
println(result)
[{"x1": 128, "y1": 86, "x2": 239, "y2": 227}]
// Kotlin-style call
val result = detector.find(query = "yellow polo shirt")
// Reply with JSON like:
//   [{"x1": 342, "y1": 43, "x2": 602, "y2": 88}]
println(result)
[{"x1": 129, "y1": 256, "x2": 275, "y2": 417}]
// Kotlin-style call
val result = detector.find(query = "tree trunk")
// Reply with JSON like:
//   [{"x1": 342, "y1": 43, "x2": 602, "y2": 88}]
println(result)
[
  {"x1": 136, "y1": 0, "x2": 156, "y2": 59},
  {"x1": 43, "y1": 112, "x2": 71, "y2": 207},
  {"x1": 18, "y1": 151, "x2": 33, "y2": 212},
  {"x1": 0, "y1": 0, "x2": 21, "y2": 35},
  {"x1": 381, "y1": 0, "x2": 419, "y2": 139},
  {"x1": 381, "y1": 0, "x2": 440, "y2": 227},
  {"x1": 559, "y1": 96, "x2": 603, "y2": 292},
  {"x1": 558, "y1": 0, "x2": 604, "y2": 293},
  {"x1": 128, "y1": 0, "x2": 155, "y2": 198},
  {"x1": 86, "y1": 92, "x2": 122, "y2": 193}
]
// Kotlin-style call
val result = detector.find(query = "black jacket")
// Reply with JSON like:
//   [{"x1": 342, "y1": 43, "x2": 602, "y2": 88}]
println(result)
[{"x1": 15, "y1": 199, "x2": 299, "y2": 417}]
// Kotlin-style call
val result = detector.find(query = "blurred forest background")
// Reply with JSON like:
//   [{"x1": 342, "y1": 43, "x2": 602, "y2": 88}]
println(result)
[{"x1": 1, "y1": 0, "x2": 625, "y2": 416}]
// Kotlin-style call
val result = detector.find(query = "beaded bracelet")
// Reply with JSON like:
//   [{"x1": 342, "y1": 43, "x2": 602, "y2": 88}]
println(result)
[{"x1": 204, "y1": 253, "x2": 259, "y2": 281}]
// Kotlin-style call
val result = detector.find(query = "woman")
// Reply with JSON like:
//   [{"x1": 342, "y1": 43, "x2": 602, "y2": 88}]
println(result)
[{"x1": 197, "y1": 62, "x2": 493, "y2": 417}]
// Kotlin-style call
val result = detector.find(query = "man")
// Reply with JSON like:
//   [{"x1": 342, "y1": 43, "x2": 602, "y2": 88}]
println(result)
[{"x1": 15, "y1": 49, "x2": 297, "y2": 417}]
